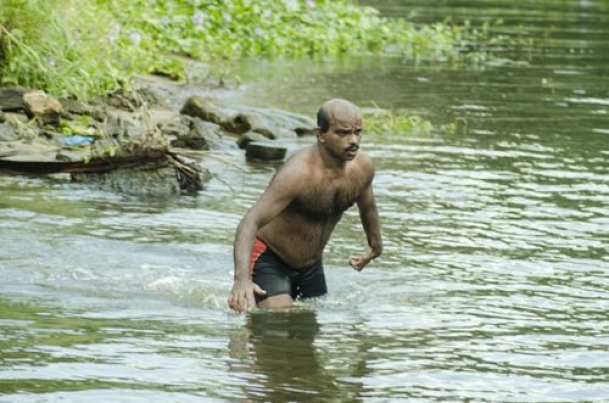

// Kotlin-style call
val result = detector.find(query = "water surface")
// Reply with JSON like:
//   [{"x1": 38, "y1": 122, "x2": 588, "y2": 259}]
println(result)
[{"x1": 1, "y1": 1, "x2": 608, "y2": 401}]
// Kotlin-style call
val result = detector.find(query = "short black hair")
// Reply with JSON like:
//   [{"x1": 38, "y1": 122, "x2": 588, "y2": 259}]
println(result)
[{"x1": 317, "y1": 107, "x2": 330, "y2": 133}]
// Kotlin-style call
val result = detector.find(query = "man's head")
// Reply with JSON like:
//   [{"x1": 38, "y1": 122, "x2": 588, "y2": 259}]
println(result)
[
  {"x1": 317, "y1": 99, "x2": 362, "y2": 134},
  {"x1": 316, "y1": 99, "x2": 363, "y2": 161}
]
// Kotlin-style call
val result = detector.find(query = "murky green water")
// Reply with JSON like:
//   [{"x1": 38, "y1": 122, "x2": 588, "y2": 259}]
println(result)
[{"x1": 2, "y1": 1, "x2": 608, "y2": 402}]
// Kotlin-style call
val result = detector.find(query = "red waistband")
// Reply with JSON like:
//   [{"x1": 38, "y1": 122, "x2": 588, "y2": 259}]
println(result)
[{"x1": 249, "y1": 237, "x2": 267, "y2": 275}]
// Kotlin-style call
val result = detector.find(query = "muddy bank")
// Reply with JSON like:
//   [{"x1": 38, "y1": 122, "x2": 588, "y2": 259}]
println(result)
[{"x1": 0, "y1": 76, "x2": 317, "y2": 196}]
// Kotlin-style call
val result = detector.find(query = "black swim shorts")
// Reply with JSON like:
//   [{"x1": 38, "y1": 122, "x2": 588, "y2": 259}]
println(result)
[{"x1": 250, "y1": 237, "x2": 327, "y2": 303}]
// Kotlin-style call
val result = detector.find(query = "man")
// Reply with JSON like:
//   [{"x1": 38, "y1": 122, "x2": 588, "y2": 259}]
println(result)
[{"x1": 228, "y1": 98, "x2": 382, "y2": 313}]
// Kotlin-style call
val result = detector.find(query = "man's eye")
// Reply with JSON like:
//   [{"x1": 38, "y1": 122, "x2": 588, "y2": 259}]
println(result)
[{"x1": 335, "y1": 129, "x2": 361, "y2": 136}]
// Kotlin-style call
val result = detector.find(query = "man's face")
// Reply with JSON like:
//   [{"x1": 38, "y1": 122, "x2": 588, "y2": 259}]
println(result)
[{"x1": 320, "y1": 113, "x2": 363, "y2": 161}]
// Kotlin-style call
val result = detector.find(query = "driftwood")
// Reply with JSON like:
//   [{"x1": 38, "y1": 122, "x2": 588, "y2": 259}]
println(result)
[{"x1": 0, "y1": 146, "x2": 204, "y2": 191}]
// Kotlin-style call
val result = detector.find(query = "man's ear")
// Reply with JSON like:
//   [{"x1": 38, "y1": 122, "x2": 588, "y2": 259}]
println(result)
[{"x1": 316, "y1": 128, "x2": 325, "y2": 143}]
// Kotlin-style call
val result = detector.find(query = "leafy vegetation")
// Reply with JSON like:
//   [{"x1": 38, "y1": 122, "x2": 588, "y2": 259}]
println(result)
[
  {"x1": 107, "y1": 0, "x2": 473, "y2": 60},
  {"x1": 363, "y1": 108, "x2": 433, "y2": 136},
  {"x1": 362, "y1": 107, "x2": 470, "y2": 136},
  {"x1": 0, "y1": 0, "x2": 506, "y2": 100}
]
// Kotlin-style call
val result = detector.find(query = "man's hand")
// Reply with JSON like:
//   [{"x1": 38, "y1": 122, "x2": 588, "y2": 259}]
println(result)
[
  {"x1": 228, "y1": 278, "x2": 266, "y2": 313},
  {"x1": 348, "y1": 251, "x2": 376, "y2": 271}
]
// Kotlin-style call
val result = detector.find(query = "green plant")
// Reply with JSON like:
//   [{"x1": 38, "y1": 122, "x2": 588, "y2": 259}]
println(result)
[
  {"x1": 1, "y1": 0, "x2": 118, "y2": 98},
  {"x1": 363, "y1": 107, "x2": 433, "y2": 136},
  {"x1": 0, "y1": 0, "x2": 182, "y2": 99},
  {"x1": 58, "y1": 116, "x2": 100, "y2": 137},
  {"x1": 1, "y1": 0, "x2": 511, "y2": 100},
  {"x1": 102, "y1": 0, "x2": 474, "y2": 60}
]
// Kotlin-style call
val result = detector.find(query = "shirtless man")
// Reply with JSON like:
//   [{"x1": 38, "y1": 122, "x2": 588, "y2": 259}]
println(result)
[{"x1": 228, "y1": 99, "x2": 383, "y2": 313}]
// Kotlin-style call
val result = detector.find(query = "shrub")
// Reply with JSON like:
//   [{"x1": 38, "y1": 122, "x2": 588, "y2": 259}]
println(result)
[{"x1": 0, "y1": 0, "x2": 494, "y2": 99}]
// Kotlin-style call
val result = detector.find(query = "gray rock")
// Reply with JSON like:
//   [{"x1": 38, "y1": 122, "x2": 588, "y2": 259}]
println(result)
[
  {"x1": 71, "y1": 164, "x2": 212, "y2": 196},
  {"x1": 160, "y1": 115, "x2": 223, "y2": 150},
  {"x1": 180, "y1": 97, "x2": 317, "y2": 139},
  {"x1": 242, "y1": 112, "x2": 296, "y2": 140},
  {"x1": 123, "y1": 121, "x2": 143, "y2": 138},
  {"x1": 91, "y1": 105, "x2": 109, "y2": 122},
  {"x1": 59, "y1": 98, "x2": 93, "y2": 116},
  {"x1": 55, "y1": 149, "x2": 89, "y2": 162},
  {"x1": 0, "y1": 86, "x2": 29, "y2": 112},
  {"x1": 2, "y1": 112, "x2": 28, "y2": 126},
  {"x1": 188, "y1": 119, "x2": 224, "y2": 150},
  {"x1": 237, "y1": 130, "x2": 269, "y2": 149},
  {"x1": 102, "y1": 112, "x2": 143, "y2": 139},
  {"x1": 180, "y1": 96, "x2": 247, "y2": 133},
  {"x1": 245, "y1": 141, "x2": 287, "y2": 161},
  {"x1": 72, "y1": 167, "x2": 182, "y2": 196},
  {"x1": 0, "y1": 123, "x2": 18, "y2": 141},
  {"x1": 240, "y1": 107, "x2": 317, "y2": 138},
  {"x1": 158, "y1": 116, "x2": 190, "y2": 139}
]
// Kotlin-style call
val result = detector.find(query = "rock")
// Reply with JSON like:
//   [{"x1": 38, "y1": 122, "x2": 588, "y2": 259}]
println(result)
[
  {"x1": 91, "y1": 105, "x2": 109, "y2": 122},
  {"x1": 23, "y1": 90, "x2": 64, "y2": 125},
  {"x1": 285, "y1": 113, "x2": 318, "y2": 136},
  {"x1": 180, "y1": 96, "x2": 317, "y2": 138},
  {"x1": 70, "y1": 162, "x2": 213, "y2": 196},
  {"x1": 55, "y1": 149, "x2": 90, "y2": 162},
  {"x1": 237, "y1": 130, "x2": 268, "y2": 149},
  {"x1": 93, "y1": 88, "x2": 159, "y2": 112},
  {"x1": 180, "y1": 96, "x2": 247, "y2": 133},
  {"x1": 0, "y1": 86, "x2": 29, "y2": 112},
  {"x1": 59, "y1": 98, "x2": 93, "y2": 116},
  {"x1": 13, "y1": 122, "x2": 41, "y2": 139},
  {"x1": 123, "y1": 121, "x2": 143, "y2": 138},
  {"x1": 72, "y1": 167, "x2": 183, "y2": 196},
  {"x1": 158, "y1": 116, "x2": 190, "y2": 140},
  {"x1": 245, "y1": 141, "x2": 287, "y2": 161},
  {"x1": 0, "y1": 123, "x2": 18, "y2": 141},
  {"x1": 3, "y1": 112, "x2": 28, "y2": 126},
  {"x1": 2, "y1": 80, "x2": 317, "y2": 194},
  {"x1": 241, "y1": 107, "x2": 317, "y2": 138},
  {"x1": 160, "y1": 115, "x2": 223, "y2": 150},
  {"x1": 242, "y1": 112, "x2": 297, "y2": 140},
  {"x1": 0, "y1": 139, "x2": 60, "y2": 161},
  {"x1": 102, "y1": 111, "x2": 143, "y2": 139}
]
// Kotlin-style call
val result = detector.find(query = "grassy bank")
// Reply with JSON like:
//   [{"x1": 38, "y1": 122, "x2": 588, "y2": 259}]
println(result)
[{"x1": 0, "y1": 0, "x2": 499, "y2": 101}]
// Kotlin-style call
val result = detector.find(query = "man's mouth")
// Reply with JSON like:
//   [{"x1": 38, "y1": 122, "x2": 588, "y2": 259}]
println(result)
[{"x1": 346, "y1": 146, "x2": 359, "y2": 152}]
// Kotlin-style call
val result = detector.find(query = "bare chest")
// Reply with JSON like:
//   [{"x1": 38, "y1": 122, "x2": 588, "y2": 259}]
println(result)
[{"x1": 290, "y1": 176, "x2": 365, "y2": 220}]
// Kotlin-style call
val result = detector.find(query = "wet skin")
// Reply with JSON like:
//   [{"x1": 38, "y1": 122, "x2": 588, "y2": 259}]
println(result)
[{"x1": 229, "y1": 99, "x2": 383, "y2": 313}]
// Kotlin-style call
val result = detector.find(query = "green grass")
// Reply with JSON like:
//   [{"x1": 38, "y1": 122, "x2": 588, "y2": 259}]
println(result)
[{"x1": 0, "y1": 0, "x2": 508, "y2": 101}]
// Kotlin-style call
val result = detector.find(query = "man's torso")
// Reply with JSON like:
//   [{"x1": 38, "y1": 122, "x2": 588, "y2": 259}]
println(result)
[{"x1": 259, "y1": 151, "x2": 371, "y2": 268}]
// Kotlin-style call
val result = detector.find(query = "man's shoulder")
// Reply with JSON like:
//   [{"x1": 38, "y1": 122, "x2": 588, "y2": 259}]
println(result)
[
  {"x1": 354, "y1": 150, "x2": 375, "y2": 172},
  {"x1": 282, "y1": 147, "x2": 316, "y2": 169},
  {"x1": 275, "y1": 147, "x2": 316, "y2": 179}
]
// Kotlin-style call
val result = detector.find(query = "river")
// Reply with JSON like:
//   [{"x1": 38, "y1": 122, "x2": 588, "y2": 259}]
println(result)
[{"x1": 1, "y1": 1, "x2": 608, "y2": 402}]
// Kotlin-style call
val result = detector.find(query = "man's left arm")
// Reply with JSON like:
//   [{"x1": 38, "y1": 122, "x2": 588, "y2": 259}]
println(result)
[{"x1": 349, "y1": 183, "x2": 383, "y2": 271}]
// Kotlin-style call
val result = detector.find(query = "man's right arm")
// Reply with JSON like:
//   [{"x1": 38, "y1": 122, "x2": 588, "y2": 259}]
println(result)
[
  {"x1": 228, "y1": 209, "x2": 267, "y2": 313},
  {"x1": 228, "y1": 159, "x2": 305, "y2": 313}
]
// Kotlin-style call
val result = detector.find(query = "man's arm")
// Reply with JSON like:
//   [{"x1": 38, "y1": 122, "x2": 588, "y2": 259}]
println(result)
[
  {"x1": 229, "y1": 159, "x2": 304, "y2": 313},
  {"x1": 359, "y1": 184, "x2": 382, "y2": 255},
  {"x1": 348, "y1": 183, "x2": 383, "y2": 271}
]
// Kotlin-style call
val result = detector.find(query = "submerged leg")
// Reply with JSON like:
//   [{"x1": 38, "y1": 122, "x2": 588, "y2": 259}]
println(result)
[{"x1": 258, "y1": 293, "x2": 292, "y2": 309}]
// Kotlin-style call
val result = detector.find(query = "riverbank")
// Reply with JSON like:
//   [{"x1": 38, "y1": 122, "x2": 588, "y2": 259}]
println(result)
[{"x1": 0, "y1": 75, "x2": 318, "y2": 195}]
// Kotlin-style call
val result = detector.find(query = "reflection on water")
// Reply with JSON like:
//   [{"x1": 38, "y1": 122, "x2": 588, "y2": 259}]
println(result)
[
  {"x1": 228, "y1": 309, "x2": 349, "y2": 402},
  {"x1": 1, "y1": 0, "x2": 609, "y2": 401}
]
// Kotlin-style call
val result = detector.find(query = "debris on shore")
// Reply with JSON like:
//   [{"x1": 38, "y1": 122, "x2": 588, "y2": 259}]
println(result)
[{"x1": 0, "y1": 80, "x2": 317, "y2": 196}]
